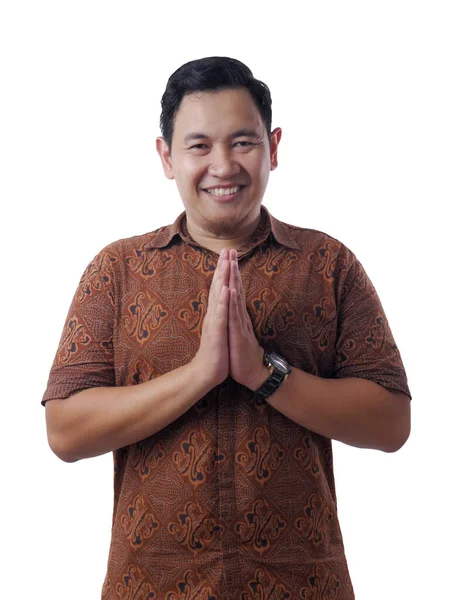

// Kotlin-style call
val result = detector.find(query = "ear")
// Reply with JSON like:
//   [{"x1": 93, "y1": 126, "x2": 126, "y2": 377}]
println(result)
[
  {"x1": 156, "y1": 137, "x2": 175, "y2": 180},
  {"x1": 269, "y1": 127, "x2": 282, "y2": 171}
]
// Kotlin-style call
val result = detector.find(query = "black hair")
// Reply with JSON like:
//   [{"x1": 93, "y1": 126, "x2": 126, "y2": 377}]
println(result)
[{"x1": 159, "y1": 56, "x2": 272, "y2": 153}]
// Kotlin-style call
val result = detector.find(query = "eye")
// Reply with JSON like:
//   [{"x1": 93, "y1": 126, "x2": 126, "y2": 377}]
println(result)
[
  {"x1": 235, "y1": 141, "x2": 253, "y2": 147},
  {"x1": 190, "y1": 144, "x2": 208, "y2": 150}
]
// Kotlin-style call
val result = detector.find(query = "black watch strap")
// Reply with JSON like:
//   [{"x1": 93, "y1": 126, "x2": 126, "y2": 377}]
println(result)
[{"x1": 254, "y1": 352, "x2": 291, "y2": 401}]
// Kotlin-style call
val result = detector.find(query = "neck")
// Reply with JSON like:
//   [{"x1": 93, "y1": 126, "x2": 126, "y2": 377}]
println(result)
[{"x1": 185, "y1": 211, "x2": 262, "y2": 255}]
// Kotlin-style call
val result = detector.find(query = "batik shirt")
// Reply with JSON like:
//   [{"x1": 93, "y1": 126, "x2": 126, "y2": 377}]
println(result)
[{"x1": 42, "y1": 205, "x2": 411, "y2": 599}]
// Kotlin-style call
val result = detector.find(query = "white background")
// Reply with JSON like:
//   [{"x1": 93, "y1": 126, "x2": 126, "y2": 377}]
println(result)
[{"x1": 1, "y1": 1, "x2": 448, "y2": 598}]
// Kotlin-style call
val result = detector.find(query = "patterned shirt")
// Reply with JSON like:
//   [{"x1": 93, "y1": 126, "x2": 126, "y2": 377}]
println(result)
[{"x1": 42, "y1": 205, "x2": 411, "y2": 599}]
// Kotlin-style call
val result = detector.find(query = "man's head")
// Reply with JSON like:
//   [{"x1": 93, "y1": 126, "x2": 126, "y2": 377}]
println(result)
[
  {"x1": 159, "y1": 57, "x2": 273, "y2": 155},
  {"x1": 156, "y1": 57, "x2": 281, "y2": 241}
]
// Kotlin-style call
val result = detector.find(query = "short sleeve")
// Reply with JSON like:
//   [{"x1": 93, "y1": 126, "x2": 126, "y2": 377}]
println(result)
[
  {"x1": 333, "y1": 246, "x2": 412, "y2": 400},
  {"x1": 41, "y1": 247, "x2": 118, "y2": 406}
]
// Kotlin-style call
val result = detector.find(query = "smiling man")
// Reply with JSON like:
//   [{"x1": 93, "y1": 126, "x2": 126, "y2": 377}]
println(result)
[
  {"x1": 42, "y1": 57, "x2": 412, "y2": 599},
  {"x1": 157, "y1": 86, "x2": 280, "y2": 246}
]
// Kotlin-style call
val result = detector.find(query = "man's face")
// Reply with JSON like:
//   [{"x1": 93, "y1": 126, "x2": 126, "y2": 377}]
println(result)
[{"x1": 157, "y1": 87, "x2": 281, "y2": 239}]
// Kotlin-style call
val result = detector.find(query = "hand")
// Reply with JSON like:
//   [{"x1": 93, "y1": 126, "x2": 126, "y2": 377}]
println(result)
[
  {"x1": 228, "y1": 249, "x2": 268, "y2": 391},
  {"x1": 191, "y1": 249, "x2": 230, "y2": 388}
]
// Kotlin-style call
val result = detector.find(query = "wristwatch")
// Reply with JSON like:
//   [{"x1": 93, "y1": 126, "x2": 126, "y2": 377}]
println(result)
[{"x1": 254, "y1": 351, "x2": 292, "y2": 401}]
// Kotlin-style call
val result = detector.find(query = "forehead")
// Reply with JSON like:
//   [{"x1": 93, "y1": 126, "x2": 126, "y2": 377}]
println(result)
[{"x1": 172, "y1": 88, "x2": 264, "y2": 140}]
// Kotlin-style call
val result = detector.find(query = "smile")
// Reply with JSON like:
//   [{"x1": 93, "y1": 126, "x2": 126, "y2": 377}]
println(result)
[{"x1": 204, "y1": 185, "x2": 244, "y2": 197}]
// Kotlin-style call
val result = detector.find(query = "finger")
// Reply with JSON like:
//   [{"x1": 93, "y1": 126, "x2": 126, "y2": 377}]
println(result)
[
  {"x1": 231, "y1": 258, "x2": 249, "y2": 330},
  {"x1": 217, "y1": 250, "x2": 230, "y2": 283},
  {"x1": 229, "y1": 288, "x2": 242, "y2": 331},
  {"x1": 210, "y1": 258, "x2": 230, "y2": 310},
  {"x1": 229, "y1": 251, "x2": 238, "y2": 294},
  {"x1": 214, "y1": 248, "x2": 225, "y2": 276},
  {"x1": 217, "y1": 248, "x2": 229, "y2": 267},
  {"x1": 215, "y1": 284, "x2": 230, "y2": 323},
  {"x1": 217, "y1": 249, "x2": 223, "y2": 270},
  {"x1": 228, "y1": 251, "x2": 239, "y2": 311}
]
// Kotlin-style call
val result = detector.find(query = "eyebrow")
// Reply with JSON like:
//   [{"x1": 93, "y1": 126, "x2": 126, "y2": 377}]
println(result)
[{"x1": 183, "y1": 128, "x2": 261, "y2": 144}]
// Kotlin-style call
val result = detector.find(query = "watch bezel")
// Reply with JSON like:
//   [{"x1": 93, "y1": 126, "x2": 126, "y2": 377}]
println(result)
[{"x1": 266, "y1": 352, "x2": 291, "y2": 375}]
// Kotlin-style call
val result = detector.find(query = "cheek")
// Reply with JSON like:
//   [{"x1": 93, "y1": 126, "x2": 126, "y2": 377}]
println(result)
[
  {"x1": 176, "y1": 161, "x2": 205, "y2": 189},
  {"x1": 248, "y1": 156, "x2": 269, "y2": 185}
]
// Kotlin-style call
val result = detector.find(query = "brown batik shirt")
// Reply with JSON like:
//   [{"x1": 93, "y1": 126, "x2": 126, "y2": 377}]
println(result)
[{"x1": 42, "y1": 205, "x2": 411, "y2": 599}]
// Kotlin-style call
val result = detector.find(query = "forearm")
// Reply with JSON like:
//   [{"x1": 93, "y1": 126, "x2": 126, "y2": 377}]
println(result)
[
  {"x1": 251, "y1": 366, "x2": 410, "y2": 452},
  {"x1": 46, "y1": 362, "x2": 214, "y2": 463}
]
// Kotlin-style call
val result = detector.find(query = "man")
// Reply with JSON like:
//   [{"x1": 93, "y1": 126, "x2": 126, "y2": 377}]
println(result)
[{"x1": 43, "y1": 56, "x2": 411, "y2": 599}]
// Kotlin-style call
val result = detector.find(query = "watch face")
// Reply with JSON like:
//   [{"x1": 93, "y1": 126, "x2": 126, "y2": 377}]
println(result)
[{"x1": 269, "y1": 353, "x2": 290, "y2": 374}]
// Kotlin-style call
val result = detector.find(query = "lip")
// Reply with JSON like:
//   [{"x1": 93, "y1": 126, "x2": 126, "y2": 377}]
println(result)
[{"x1": 202, "y1": 185, "x2": 246, "y2": 203}]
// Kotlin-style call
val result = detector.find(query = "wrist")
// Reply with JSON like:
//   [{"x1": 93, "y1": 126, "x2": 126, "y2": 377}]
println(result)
[
  {"x1": 246, "y1": 347, "x2": 270, "y2": 391},
  {"x1": 248, "y1": 364, "x2": 271, "y2": 392},
  {"x1": 188, "y1": 357, "x2": 222, "y2": 395}
]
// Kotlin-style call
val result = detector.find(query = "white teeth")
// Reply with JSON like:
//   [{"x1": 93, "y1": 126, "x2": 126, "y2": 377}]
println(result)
[{"x1": 206, "y1": 186, "x2": 241, "y2": 196}]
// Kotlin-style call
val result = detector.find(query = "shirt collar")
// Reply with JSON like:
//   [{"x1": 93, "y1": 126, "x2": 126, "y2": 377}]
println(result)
[{"x1": 145, "y1": 205, "x2": 302, "y2": 252}]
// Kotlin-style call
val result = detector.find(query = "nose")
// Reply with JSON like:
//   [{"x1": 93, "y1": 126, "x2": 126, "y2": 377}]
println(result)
[{"x1": 208, "y1": 146, "x2": 241, "y2": 178}]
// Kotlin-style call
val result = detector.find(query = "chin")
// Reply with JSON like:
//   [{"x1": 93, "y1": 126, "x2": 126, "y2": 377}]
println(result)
[{"x1": 200, "y1": 212, "x2": 248, "y2": 238}]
